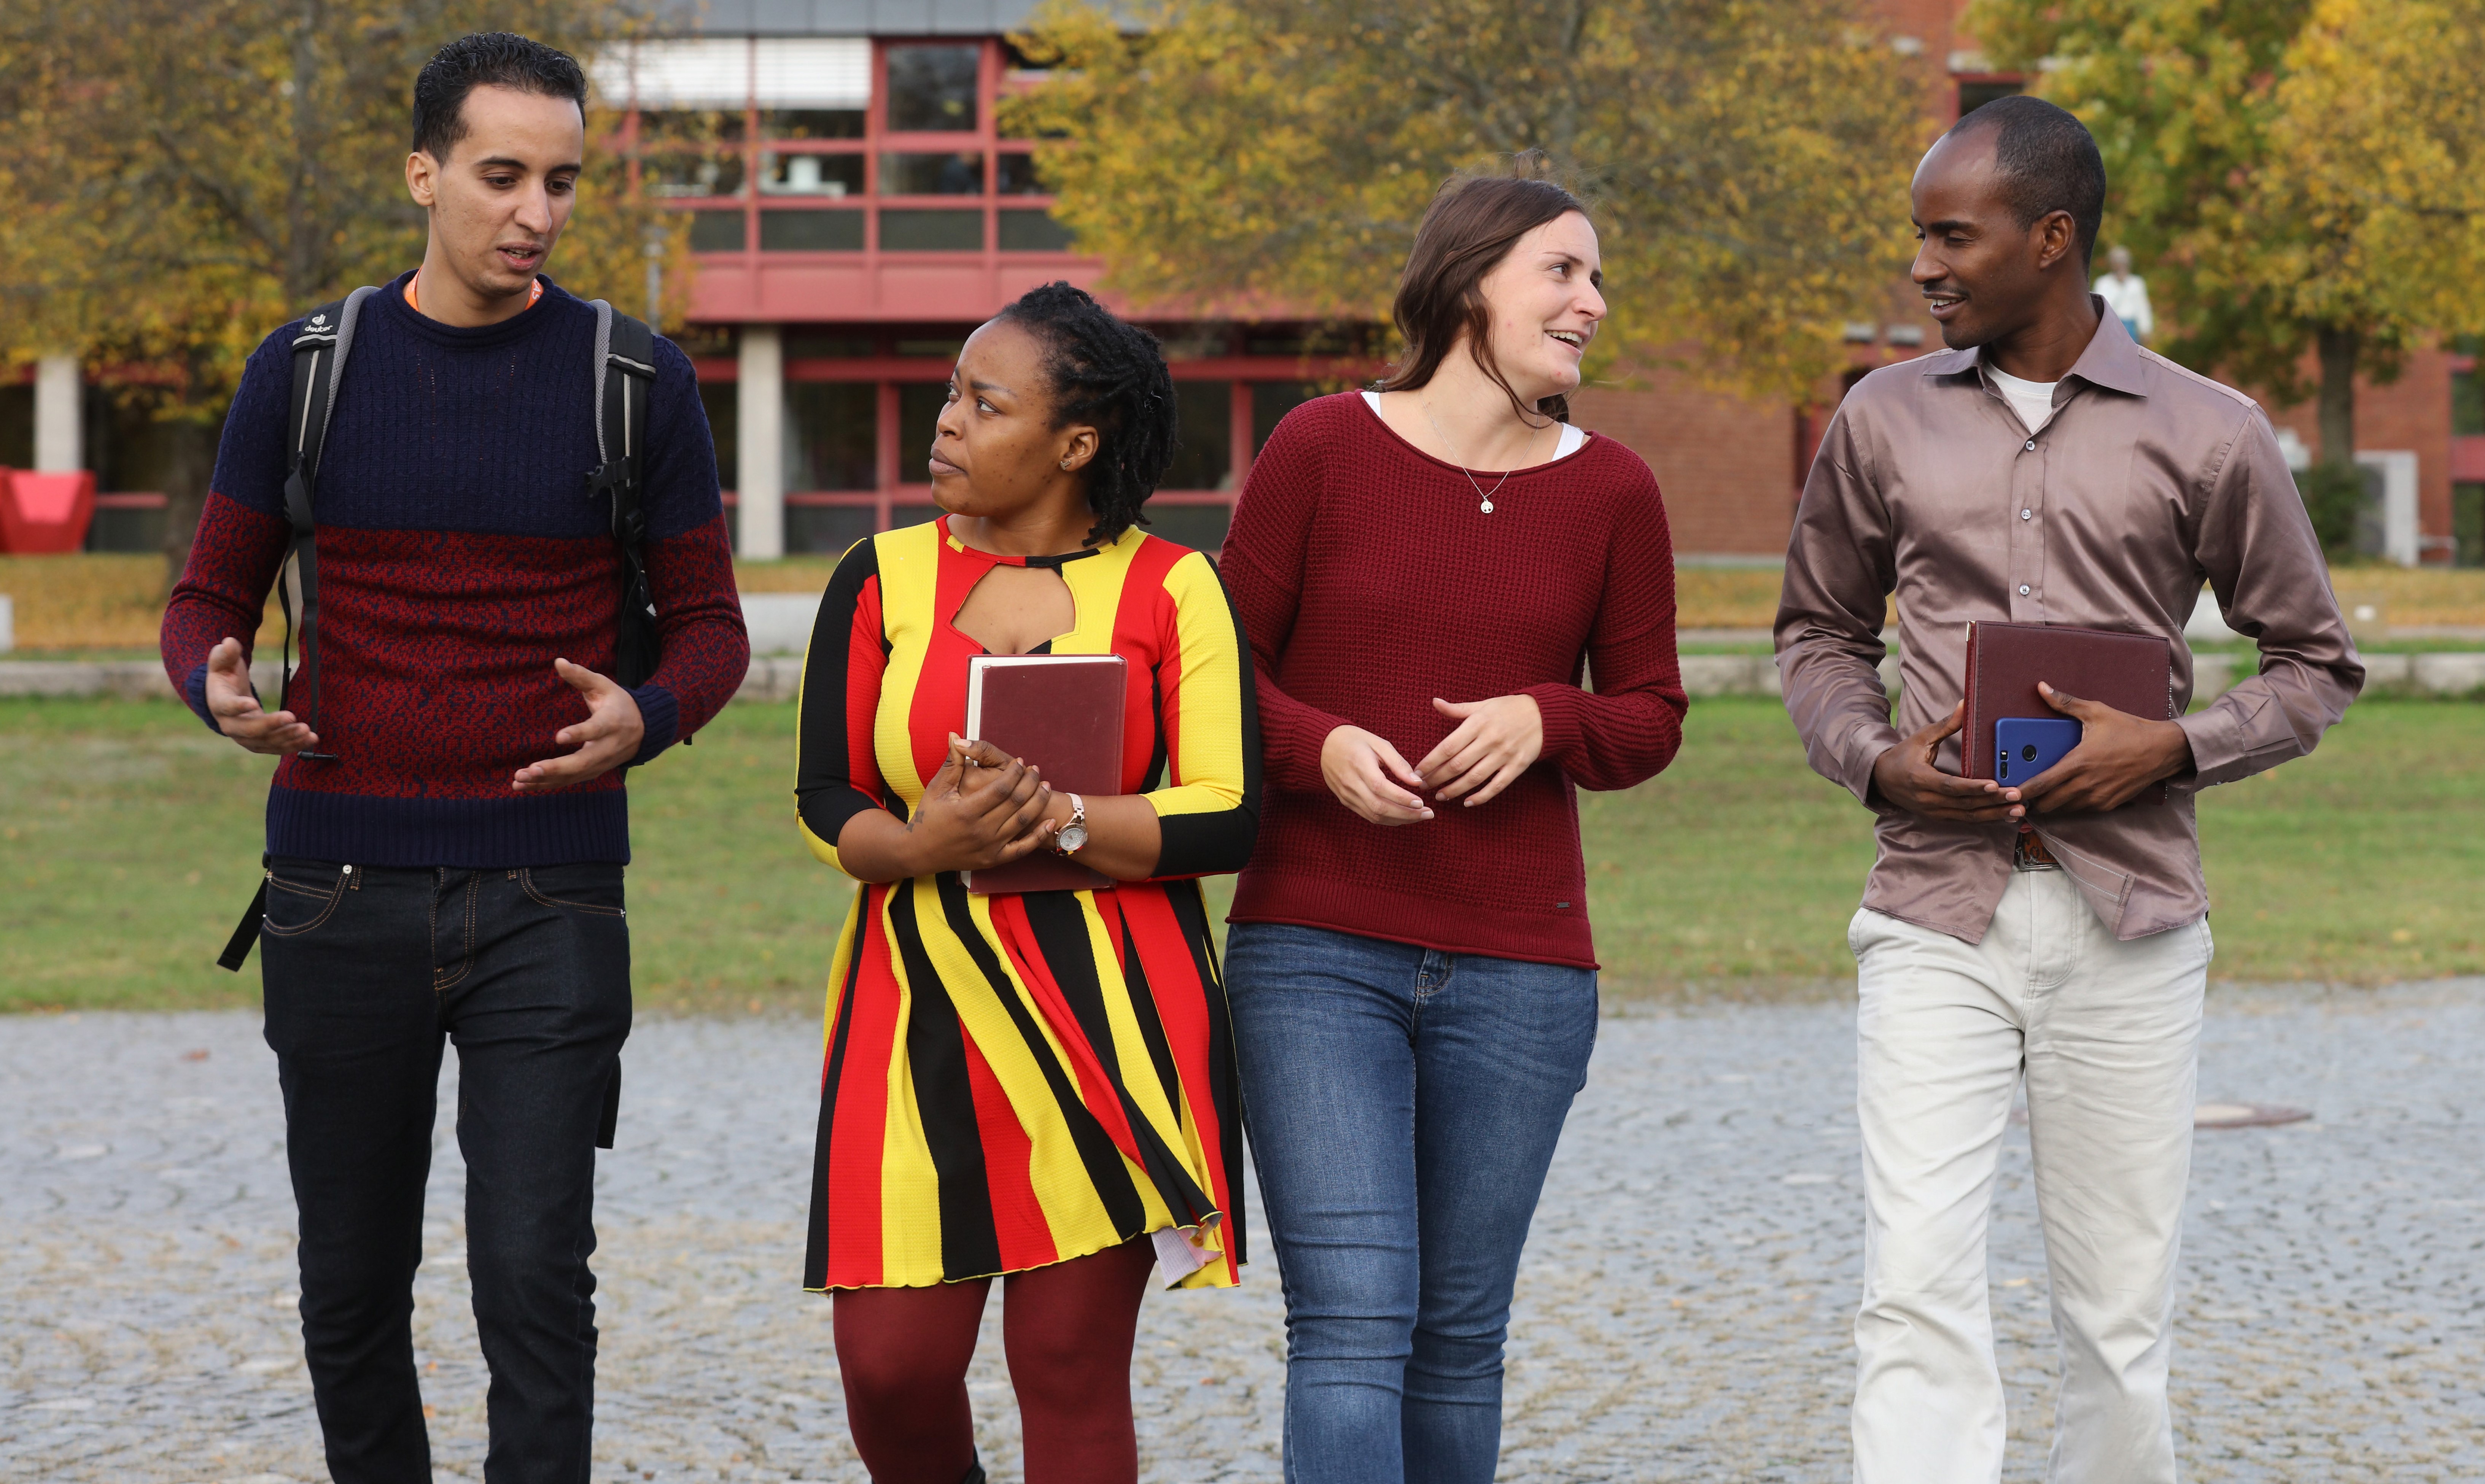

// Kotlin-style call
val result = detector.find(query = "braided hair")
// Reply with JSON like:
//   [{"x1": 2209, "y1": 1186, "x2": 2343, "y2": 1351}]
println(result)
[{"x1": 997, "y1": 282, "x2": 1178, "y2": 549}]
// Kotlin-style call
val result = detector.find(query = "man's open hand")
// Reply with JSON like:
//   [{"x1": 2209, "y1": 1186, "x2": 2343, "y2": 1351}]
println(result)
[
  {"x1": 1869, "y1": 701, "x2": 2025, "y2": 823},
  {"x1": 205, "y1": 637, "x2": 318, "y2": 755},
  {"x1": 512, "y1": 658, "x2": 645, "y2": 792},
  {"x1": 2014, "y1": 682, "x2": 2192, "y2": 814}
]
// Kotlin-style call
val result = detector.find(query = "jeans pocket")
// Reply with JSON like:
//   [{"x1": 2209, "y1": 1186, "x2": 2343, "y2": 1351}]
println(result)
[
  {"x1": 519, "y1": 866, "x2": 626, "y2": 918},
  {"x1": 262, "y1": 864, "x2": 350, "y2": 938}
]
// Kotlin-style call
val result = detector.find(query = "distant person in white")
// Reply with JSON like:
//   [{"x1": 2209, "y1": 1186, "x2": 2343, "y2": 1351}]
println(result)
[{"x1": 2094, "y1": 244, "x2": 2153, "y2": 343}]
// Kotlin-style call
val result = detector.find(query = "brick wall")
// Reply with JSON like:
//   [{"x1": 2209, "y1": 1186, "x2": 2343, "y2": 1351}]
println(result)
[{"x1": 1573, "y1": 373, "x2": 1799, "y2": 556}]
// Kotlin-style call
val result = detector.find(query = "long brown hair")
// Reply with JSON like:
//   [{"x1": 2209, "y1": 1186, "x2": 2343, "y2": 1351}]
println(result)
[{"x1": 1379, "y1": 164, "x2": 1592, "y2": 424}]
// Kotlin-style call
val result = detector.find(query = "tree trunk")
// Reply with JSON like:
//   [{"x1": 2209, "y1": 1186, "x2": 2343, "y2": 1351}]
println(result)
[{"x1": 2316, "y1": 323, "x2": 2358, "y2": 472}]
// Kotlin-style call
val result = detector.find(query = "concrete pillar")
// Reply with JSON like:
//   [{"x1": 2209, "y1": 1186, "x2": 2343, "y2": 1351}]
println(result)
[
  {"x1": 735, "y1": 325, "x2": 784, "y2": 560},
  {"x1": 33, "y1": 355, "x2": 81, "y2": 473}
]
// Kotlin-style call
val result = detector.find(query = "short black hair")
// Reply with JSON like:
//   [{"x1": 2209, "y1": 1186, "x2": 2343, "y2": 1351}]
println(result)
[
  {"x1": 996, "y1": 283, "x2": 1179, "y2": 549},
  {"x1": 1946, "y1": 94, "x2": 2107, "y2": 265},
  {"x1": 412, "y1": 32, "x2": 588, "y2": 163}
]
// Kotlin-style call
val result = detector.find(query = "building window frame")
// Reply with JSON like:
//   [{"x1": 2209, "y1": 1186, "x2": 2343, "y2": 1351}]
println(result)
[
  {"x1": 692, "y1": 323, "x2": 1381, "y2": 551},
  {"x1": 639, "y1": 37, "x2": 1082, "y2": 267}
]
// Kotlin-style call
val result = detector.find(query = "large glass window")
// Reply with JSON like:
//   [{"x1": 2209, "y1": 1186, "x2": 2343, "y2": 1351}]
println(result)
[
  {"x1": 998, "y1": 210, "x2": 1074, "y2": 252},
  {"x1": 1253, "y1": 382, "x2": 1324, "y2": 451},
  {"x1": 898, "y1": 382, "x2": 950, "y2": 473},
  {"x1": 886, "y1": 44, "x2": 980, "y2": 132},
  {"x1": 761, "y1": 108, "x2": 865, "y2": 140},
  {"x1": 760, "y1": 210, "x2": 864, "y2": 252},
  {"x1": 994, "y1": 153, "x2": 1044, "y2": 195},
  {"x1": 642, "y1": 152, "x2": 745, "y2": 199},
  {"x1": 2455, "y1": 484, "x2": 2485, "y2": 568},
  {"x1": 1161, "y1": 382, "x2": 1234, "y2": 491},
  {"x1": 760, "y1": 153, "x2": 865, "y2": 197},
  {"x1": 2454, "y1": 367, "x2": 2483, "y2": 437},
  {"x1": 699, "y1": 380, "x2": 738, "y2": 490},
  {"x1": 880, "y1": 152, "x2": 983, "y2": 195},
  {"x1": 639, "y1": 109, "x2": 745, "y2": 146},
  {"x1": 880, "y1": 210, "x2": 984, "y2": 252},
  {"x1": 689, "y1": 210, "x2": 746, "y2": 252},
  {"x1": 784, "y1": 383, "x2": 878, "y2": 490}
]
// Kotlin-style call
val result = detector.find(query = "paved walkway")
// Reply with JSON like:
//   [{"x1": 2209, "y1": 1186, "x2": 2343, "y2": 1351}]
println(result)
[{"x1": 4, "y1": 984, "x2": 2480, "y2": 1482}]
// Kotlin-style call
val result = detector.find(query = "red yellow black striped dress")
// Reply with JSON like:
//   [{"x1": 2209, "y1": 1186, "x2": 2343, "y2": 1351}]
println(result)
[{"x1": 794, "y1": 516, "x2": 1260, "y2": 1291}]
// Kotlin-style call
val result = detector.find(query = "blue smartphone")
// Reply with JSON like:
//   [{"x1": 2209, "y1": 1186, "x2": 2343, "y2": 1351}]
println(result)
[{"x1": 1995, "y1": 718, "x2": 2083, "y2": 784}]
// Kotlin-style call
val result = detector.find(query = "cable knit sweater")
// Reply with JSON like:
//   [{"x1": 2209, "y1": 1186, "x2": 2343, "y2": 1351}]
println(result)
[
  {"x1": 161, "y1": 272, "x2": 749, "y2": 867},
  {"x1": 1216, "y1": 392, "x2": 1686, "y2": 967}
]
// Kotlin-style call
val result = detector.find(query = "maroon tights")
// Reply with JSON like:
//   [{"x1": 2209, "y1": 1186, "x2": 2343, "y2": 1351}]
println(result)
[{"x1": 833, "y1": 1238, "x2": 1157, "y2": 1484}]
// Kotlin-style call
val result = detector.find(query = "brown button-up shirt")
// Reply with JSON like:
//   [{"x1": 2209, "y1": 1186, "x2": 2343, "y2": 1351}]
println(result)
[{"x1": 1775, "y1": 305, "x2": 2363, "y2": 943}]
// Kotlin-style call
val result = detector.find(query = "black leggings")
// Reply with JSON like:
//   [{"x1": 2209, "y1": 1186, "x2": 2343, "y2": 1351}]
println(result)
[{"x1": 832, "y1": 1238, "x2": 1157, "y2": 1484}]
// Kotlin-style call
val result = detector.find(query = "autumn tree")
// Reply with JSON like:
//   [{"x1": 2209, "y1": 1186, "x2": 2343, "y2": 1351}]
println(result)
[
  {"x1": 1007, "y1": 0, "x2": 1931, "y2": 405},
  {"x1": 1969, "y1": 0, "x2": 2485, "y2": 550},
  {"x1": 0, "y1": 0, "x2": 693, "y2": 583}
]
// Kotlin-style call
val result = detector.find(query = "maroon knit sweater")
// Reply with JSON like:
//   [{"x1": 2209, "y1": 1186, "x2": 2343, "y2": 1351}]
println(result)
[{"x1": 1218, "y1": 392, "x2": 1687, "y2": 968}]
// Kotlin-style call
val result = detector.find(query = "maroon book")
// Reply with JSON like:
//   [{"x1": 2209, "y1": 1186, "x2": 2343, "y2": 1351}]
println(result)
[
  {"x1": 1963, "y1": 621, "x2": 2176, "y2": 803},
  {"x1": 960, "y1": 654, "x2": 1126, "y2": 895}
]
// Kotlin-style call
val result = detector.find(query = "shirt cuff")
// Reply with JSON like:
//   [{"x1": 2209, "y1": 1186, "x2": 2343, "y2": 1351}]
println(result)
[
  {"x1": 1266, "y1": 703, "x2": 1350, "y2": 794},
  {"x1": 628, "y1": 683, "x2": 682, "y2": 765},
  {"x1": 1525, "y1": 683, "x2": 1584, "y2": 767},
  {"x1": 1841, "y1": 718, "x2": 1902, "y2": 805},
  {"x1": 2175, "y1": 704, "x2": 2249, "y2": 790},
  {"x1": 185, "y1": 662, "x2": 224, "y2": 733}
]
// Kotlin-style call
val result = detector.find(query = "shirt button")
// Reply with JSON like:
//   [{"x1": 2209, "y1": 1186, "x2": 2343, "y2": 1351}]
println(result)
[
  {"x1": 2018, "y1": 584, "x2": 2032, "y2": 596},
  {"x1": 2021, "y1": 508, "x2": 2033, "y2": 520},
  {"x1": 2025, "y1": 440, "x2": 2037, "y2": 451}
]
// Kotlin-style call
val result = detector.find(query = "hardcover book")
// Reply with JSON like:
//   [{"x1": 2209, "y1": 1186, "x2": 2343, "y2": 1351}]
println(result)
[
  {"x1": 960, "y1": 653, "x2": 1126, "y2": 895},
  {"x1": 1962, "y1": 621, "x2": 2176, "y2": 804}
]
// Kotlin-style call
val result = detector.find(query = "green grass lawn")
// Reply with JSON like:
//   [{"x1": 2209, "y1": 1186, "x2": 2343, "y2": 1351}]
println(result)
[{"x1": 2, "y1": 695, "x2": 2478, "y2": 1014}]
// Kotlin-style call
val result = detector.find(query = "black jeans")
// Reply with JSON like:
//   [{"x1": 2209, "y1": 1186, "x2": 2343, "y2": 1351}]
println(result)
[{"x1": 259, "y1": 857, "x2": 632, "y2": 1484}]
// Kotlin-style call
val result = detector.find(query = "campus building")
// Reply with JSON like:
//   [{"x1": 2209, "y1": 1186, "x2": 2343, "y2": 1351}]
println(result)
[{"x1": 3, "y1": 0, "x2": 2478, "y2": 565}]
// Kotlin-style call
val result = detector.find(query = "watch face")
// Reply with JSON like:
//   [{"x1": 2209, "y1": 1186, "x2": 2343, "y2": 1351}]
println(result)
[{"x1": 1057, "y1": 821, "x2": 1090, "y2": 853}]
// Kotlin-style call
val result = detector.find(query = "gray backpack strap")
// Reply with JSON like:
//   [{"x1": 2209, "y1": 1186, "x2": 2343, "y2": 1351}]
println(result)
[
  {"x1": 586, "y1": 299, "x2": 663, "y2": 691},
  {"x1": 276, "y1": 283, "x2": 379, "y2": 761}
]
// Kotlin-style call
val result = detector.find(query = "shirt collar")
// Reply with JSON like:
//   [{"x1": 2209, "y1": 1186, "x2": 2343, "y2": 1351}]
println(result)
[{"x1": 1917, "y1": 294, "x2": 2149, "y2": 398}]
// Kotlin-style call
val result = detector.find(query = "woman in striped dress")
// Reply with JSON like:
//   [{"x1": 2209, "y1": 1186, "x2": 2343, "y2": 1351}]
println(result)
[{"x1": 792, "y1": 282, "x2": 1259, "y2": 1484}]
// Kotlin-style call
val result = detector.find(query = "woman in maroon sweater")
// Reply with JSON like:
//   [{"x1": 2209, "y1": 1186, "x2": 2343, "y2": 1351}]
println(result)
[{"x1": 1217, "y1": 171, "x2": 1686, "y2": 1482}]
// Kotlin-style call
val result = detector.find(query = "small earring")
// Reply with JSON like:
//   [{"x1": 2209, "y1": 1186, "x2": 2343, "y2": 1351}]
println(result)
[{"x1": 1059, "y1": 459, "x2": 1071, "y2": 469}]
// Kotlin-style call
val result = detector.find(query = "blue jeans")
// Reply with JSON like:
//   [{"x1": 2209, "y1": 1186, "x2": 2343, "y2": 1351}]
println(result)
[{"x1": 1225, "y1": 923, "x2": 1599, "y2": 1484}]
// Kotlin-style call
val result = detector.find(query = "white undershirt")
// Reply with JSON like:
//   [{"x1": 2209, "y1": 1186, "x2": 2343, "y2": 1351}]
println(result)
[
  {"x1": 1363, "y1": 390, "x2": 1589, "y2": 462},
  {"x1": 1984, "y1": 365, "x2": 2060, "y2": 435}
]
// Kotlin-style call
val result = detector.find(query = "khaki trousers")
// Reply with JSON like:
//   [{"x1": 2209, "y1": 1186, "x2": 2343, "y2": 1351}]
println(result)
[{"x1": 1849, "y1": 866, "x2": 2213, "y2": 1484}]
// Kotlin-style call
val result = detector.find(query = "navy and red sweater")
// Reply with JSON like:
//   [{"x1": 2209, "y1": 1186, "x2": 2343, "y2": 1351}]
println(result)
[{"x1": 161, "y1": 272, "x2": 749, "y2": 867}]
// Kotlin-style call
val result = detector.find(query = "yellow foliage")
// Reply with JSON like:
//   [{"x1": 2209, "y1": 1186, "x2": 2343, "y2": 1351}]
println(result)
[
  {"x1": 1970, "y1": 0, "x2": 2485, "y2": 405},
  {"x1": 1007, "y1": 0, "x2": 1930, "y2": 404},
  {"x1": 0, "y1": 0, "x2": 692, "y2": 424}
]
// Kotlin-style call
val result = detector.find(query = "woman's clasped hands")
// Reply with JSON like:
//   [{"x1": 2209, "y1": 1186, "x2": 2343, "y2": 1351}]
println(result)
[
  {"x1": 900, "y1": 735, "x2": 1058, "y2": 874},
  {"x1": 1318, "y1": 694, "x2": 1544, "y2": 827}
]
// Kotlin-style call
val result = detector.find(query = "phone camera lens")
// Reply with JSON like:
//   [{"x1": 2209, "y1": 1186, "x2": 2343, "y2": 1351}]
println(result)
[{"x1": 2022, "y1": 745, "x2": 2039, "y2": 762}]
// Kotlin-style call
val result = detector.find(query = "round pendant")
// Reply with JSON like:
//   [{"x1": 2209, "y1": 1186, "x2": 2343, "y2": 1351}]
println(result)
[{"x1": 1480, "y1": 499, "x2": 1494, "y2": 514}]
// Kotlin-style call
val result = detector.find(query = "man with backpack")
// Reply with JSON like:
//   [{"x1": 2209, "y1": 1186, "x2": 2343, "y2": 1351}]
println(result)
[{"x1": 158, "y1": 32, "x2": 748, "y2": 1483}]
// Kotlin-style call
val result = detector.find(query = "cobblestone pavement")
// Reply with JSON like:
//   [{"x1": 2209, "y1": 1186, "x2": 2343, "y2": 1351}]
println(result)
[{"x1": 4, "y1": 983, "x2": 2481, "y2": 1482}]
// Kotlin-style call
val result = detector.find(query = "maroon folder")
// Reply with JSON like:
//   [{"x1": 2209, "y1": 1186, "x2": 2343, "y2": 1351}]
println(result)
[
  {"x1": 960, "y1": 654, "x2": 1126, "y2": 895},
  {"x1": 1963, "y1": 621, "x2": 2176, "y2": 801}
]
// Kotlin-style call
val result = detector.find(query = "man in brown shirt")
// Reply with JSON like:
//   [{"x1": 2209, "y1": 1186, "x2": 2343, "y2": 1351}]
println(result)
[{"x1": 1776, "y1": 97, "x2": 2360, "y2": 1483}]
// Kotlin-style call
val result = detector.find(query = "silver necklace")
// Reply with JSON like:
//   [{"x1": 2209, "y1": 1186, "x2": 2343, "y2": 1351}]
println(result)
[{"x1": 1419, "y1": 399, "x2": 1545, "y2": 514}]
